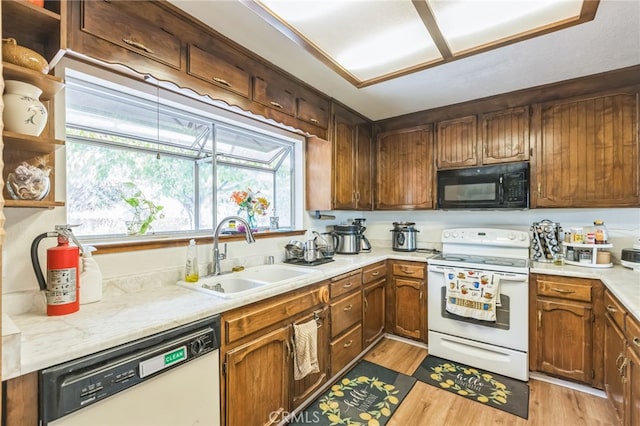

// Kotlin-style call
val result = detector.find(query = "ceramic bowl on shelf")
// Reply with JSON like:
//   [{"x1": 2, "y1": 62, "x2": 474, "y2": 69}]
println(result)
[
  {"x1": 6, "y1": 162, "x2": 51, "y2": 201},
  {"x1": 2, "y1": 38, "x2": 49, "y2": 74}
]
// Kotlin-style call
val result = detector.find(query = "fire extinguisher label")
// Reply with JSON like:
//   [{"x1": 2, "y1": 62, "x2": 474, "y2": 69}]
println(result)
[{"x1": 46, "y1": 268, "x2": 77, "y2": 305}]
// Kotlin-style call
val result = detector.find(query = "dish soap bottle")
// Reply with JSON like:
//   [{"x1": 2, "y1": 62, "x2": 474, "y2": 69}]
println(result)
[
  {"x1": 185, "y1": 239, "x2": 199, "y2": 282},
  {"x1": 80, "y1": 246, "x2": 103, "y2": 304}
]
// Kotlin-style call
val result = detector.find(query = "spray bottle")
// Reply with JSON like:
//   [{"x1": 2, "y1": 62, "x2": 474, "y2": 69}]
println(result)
[{"x1": 80, "y1": 246, "x2": 103, "y2": 304}]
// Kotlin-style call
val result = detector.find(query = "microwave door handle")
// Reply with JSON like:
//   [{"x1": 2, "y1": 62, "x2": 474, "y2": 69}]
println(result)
[{"x1": 498, "y1": 175, "x2": 504, "y2": 204}]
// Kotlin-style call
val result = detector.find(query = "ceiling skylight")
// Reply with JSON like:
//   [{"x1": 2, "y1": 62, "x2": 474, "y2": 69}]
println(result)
[{"x1": 243, "y1": 0, "x2": 599, "y2": 87}]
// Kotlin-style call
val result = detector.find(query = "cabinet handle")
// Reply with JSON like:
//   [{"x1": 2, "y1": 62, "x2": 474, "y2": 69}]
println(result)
[
  {"x1": 343, "y1": 282, "x2": 353, "y2": 289},
  {"x1": 270, "y1": 101, "x2": 283, "y2": 109},
  {"x1": 402, "y1": 268, "x2": 416, "y2": 274},
  {"x1": 285, "y1": 339, "x2": 291, "y2": 358},
  {"x1": 343, "y1": 304, "x2": 353, "y2": 311},
  {"x1": 420, "y1": 291, "x2": 423, "y2": 302},
  {"x1": 616, "y1": 353, "x2": 625, "y2": 368},
  {"x1": 343, "y1": 340, "x2": 353, "y2": 348},
  {"x1": 537, "y1": 183, "x2": 541, "y2": 196},
  {"x1": 619, "y1": 358, "x2": 628, "y2": 377},
  {"x1": 310, "y1": 118, "x2": 319, "y2": 124},
  {"x1": 551, "y1": 287, "x2": 575, "y2": 294},
  {"x1": 537, "y1": 310, "x2": 542, "y2": 328},
  {"x1": 319, "y1": 287, "x2": 329, "y2": 304},
  {"x1": 634, "y1": 337, "x2": 640, "y2": 348},
  {"x1": 356, "y1": 191, "x2": 360, "y2": 202},
  {"x1": 212, "y1": 77, "x2": 231, "y2": 87},
  {"x1": 122, "y1": 38, "x2": 154, "y2": 53},
  {"x1": 606, "y1": 305, "x2": 618, "y2": 314},
  {"x1": 290, "y1": 338, "x2": 296, "y2": 359},
  {"x1": 371, "y1": 271, "x2": 380, "y2": 276},
  {"x1": 352, "y1": 190, "x2": 356, "y2": 202},
  {"x1": 364, "y1": 297, "x2": 368, "y2": 310}
]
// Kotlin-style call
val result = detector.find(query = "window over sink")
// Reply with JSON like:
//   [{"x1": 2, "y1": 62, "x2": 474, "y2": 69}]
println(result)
[{"x1": 63, "y1": 62, "x2": 300, "y2": 238}]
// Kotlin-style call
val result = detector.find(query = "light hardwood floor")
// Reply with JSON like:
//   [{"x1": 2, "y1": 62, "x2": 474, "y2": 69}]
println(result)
[{"x1": 363, "y1": 338, "x2": 619, "y2": 426}]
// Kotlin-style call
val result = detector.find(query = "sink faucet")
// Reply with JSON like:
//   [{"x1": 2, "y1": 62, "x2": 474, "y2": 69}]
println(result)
[{"x1": 212, "y1": 215, "x2": 256, "y2": 275}]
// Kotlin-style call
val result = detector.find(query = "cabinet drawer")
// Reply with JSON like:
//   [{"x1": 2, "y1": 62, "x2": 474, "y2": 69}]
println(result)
[
  {"x1": 188, "y1": 44, "x2": 251, "y2": 98},
  {"x1": 224, "y1": 285, "x2": 329, "y2": 344},
  {"x1": 330, "y1": 324, "x2": 362, "y2": 376},
  {"x1": 81, "y1": 0, "x2": 182, "y2": 70},
  {"x1": 626, "y1": 314, "x2": 640, "y2": 354},
  {"x1": 330, "y1": 291, "x2": 362, "y2": 338},
  {"x1": 253, "y1": 75, "x2": 296, "y2": 116},
  {"x1": 392, "y1": 262, "x2": 425, "y2": 279},
  {"x1": 296, "y1": 89, "x2": 329, "y2": 129},
  {"x1": 537, "y1": 278, "x2": 592, "y2": 302},
  {"x1": 362, "y1": 262, "x2": 386, "y2": 284},
  {"x1": 330, "y1": 270, "x2": 362, "y2": 299},
  {"x1": 604, "y1": 291, "x2": 626, "y2": 331}
]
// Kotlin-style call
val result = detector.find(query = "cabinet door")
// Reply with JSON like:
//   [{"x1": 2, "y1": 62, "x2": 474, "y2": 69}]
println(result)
[
  {"x1": 253, "y1": 73, "x2": 296, "y2": 117},
  {"x1": 604, "y1": 313, "x2": 626, "y2": 422},
  {"x1": 627, "y1": 344, "x2": 640, "y2": 426},
  {"x1": 436, "y1": 115, "x2": 478, "y2": 169},
  {"x1": 480, "y1": 106, "x2": 530, "y2": 164},
  {"x1": 355, "y1": 122, "x2": 373, "y2": 210},
  {"x1": 376, "y1": 126, "x2": 434, "y2": 209},
  {"x1": 333, "y1": 107, "x2": 358, "y2": 209},
  {"x1": 297, "y1": 88, "x2": 330, "y2": 130},
  {"x1": 291, "y1": 307, "x2": 330, "y2": 410},
  {"x1": 537, "y1": 299, "x2": 593, "y2": 383},
  {"x1": 533, "y1": 92, "x2": 639, "y2": 207},
  {"x1": 79, "y1": 0, "x2": 182, "y2": 70},
  {"x1": 225, "y1": 326, "x2": 291, "y2": 426},
  {"x1": 393, "y1": 277, "x2": 426, "y2": 342},
  {"x1": 188, "y1": 43, "x2": 251, "y2": 98},
  {"x1": 363, "y1": 279, "x2": 385, "y2": 347}
]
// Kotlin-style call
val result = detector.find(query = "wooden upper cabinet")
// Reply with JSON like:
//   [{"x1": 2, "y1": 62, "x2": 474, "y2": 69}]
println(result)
[
  {"x1": 332, "y1": 104, "x2": 372, "y2": 210},
  {"x1": 297, "y1": 88, "x2": 330, "y2": 130},
  {"x1": 77, "y1": 0, "x2": 182, "y2": 70},
  {"x1": 532, "y1": 91, "x2": 640, "y2": 207},
  {"x1": 187, "y1": 42, "x2": 251, "y2": 99},
  {"x1": 481, "y1": 106, "x2": 530, "y2": 164},
  {"x1": 436, "y1": 115, "x2": 478, "y2": 169},
  {"x1": 376, "y1": 126, "x2": 434, "y2": 209},
  {"x1": 253, "y1": 67, "x2": 296, "y2": 117}
]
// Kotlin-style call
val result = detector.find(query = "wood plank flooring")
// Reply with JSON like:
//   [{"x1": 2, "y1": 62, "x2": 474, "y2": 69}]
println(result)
[{"x1": 362, "y1": 338, "x2": 619, "y2": 426}]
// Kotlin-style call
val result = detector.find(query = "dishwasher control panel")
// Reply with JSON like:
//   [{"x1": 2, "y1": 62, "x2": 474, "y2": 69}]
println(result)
[{"x1": 40, "y1": 315, "x2": 220, "y2": 425}]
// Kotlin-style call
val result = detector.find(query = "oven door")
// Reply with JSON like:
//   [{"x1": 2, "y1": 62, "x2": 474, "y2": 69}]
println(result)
[{"x1": 427, "y1": 264, "x2": 529, "y2": 380}]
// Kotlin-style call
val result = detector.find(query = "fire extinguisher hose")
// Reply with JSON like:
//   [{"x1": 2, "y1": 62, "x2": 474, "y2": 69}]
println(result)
[{"x1": 31, "y1": 232, "x2": 58, "y2": 291}]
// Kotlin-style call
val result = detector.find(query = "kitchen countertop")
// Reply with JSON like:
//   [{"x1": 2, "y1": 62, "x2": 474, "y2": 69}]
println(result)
[{"x1": 2, "y1": 249, "x2": 638, "y2": 381}]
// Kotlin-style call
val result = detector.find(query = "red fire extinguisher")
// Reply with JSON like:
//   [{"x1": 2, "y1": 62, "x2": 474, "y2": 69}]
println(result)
[{"x1": 31, "y1": 225, "x2": 83, "y2": 316}]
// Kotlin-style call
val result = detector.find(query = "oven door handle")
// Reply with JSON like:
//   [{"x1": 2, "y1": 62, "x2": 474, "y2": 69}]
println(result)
[{"x1": 428, "y1": 265, "x2": 528, "y2": 282}]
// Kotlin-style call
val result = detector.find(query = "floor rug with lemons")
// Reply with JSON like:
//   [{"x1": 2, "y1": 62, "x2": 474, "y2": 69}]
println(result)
[
  {"x1": 290, "y1": 360, "x2": 416, "y2": 425},
  {"x1": 412, "y1": 355, "x2": 529, "y2": 419}
]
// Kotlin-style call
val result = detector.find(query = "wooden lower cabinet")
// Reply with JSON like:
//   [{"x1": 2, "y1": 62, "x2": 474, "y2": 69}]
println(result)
[
  {"x1": 329, "y1": 270, "x2": 363, "y2": 376},
  {"x1": 627, "y1": 341, "x2": 640, "y2": 426},
  {"x1": 363, "y1": 278, "x2": 385, "y2": 347},
  {"x1": 221, "y1": 283, "x2": 329, "y2": 425},
  {"x1": 531, "y1": 274, "x2": 603, "y2": 387},
  {"x1": 604, "y1": 306, "x2": 626, "y2": 421},
  {"x1": 291, "y1": 306, "x2": 330, "y2": 409},
  {"x1": 387, "y1": 261, "x2": 427, "y2": 343},
  {"x1": 225, "y1": 326, "x2": 291, "y2": 425}
]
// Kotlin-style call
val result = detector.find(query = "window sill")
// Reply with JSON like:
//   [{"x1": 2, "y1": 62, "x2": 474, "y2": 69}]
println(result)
[{"x1": 88, "y1": 229, "x2": 306, "y2": 255}]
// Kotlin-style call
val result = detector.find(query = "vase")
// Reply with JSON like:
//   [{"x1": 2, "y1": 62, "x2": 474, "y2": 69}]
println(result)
[
  {"x1": 3, "y1": 80, "x2": 48, "y2": 136},
  {"x1": 246, "y1": 211, "x2": 258, "y2": 229}
]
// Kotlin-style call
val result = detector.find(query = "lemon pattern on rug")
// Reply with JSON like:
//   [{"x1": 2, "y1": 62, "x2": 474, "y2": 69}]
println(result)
[
  {"x1": 318, "y1": 375, "x2": 400, "y2": 426},
  {"x1": 429, "y1": 361, "x2": 511, "y2": 405}
]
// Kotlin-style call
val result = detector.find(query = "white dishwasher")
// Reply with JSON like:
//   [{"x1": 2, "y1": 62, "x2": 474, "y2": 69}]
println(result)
[{"x1": 40, "y1": 315, "x2": 221, "y2": 426}]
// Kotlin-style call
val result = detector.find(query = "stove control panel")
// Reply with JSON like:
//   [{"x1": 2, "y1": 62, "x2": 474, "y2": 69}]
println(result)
[{"x1": 441, "y1": 228, "x2": 529, "y2": 247}]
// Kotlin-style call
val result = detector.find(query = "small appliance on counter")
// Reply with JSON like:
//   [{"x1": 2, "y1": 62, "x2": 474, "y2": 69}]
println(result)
[
  {"x1": 331, "y1": 219, "x2": 371, "y2": 254},
  {"x1": 621, "y1": 239, "x2": 640, "y2": 271},
  {"x1": 390, "y1": 222, "x2": 419, "y2": 252}
]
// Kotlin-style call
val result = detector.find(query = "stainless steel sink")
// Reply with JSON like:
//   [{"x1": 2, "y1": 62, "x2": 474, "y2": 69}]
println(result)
[{"x1": 177, "y1": 264, "x2": 320, "y2": 298}]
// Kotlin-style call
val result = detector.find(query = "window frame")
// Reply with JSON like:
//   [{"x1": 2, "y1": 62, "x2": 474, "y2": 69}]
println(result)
[{"x1": 57, "y1": 58, "x2": 305, "y2": 250}]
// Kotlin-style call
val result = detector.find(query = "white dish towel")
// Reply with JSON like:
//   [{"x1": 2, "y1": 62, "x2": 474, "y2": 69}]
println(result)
[
  {"x1": 293, "y1": 318, "x2": 320, "y2": 380},
  {"x1": 445, "y1": 268, "x2": 501, "y2": 322}
]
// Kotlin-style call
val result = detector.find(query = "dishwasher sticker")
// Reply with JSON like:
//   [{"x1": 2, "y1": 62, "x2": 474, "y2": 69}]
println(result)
[{"x1": 139, "y1": 345, "x2": 188, "y2": 378}]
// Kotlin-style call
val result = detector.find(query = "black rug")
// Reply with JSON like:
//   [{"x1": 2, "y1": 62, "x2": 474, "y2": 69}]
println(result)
[
  {"x1": 290, "y1": 360, "x2": 416, "y2": 425},
  {"x1": 412, "y1": 355, "x2": 529, "y2": 419}
]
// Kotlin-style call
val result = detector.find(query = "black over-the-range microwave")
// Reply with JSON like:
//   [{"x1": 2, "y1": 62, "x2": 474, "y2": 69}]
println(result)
[{"x1": 436, "y1": 162, "x2": 530, "y2": 210}]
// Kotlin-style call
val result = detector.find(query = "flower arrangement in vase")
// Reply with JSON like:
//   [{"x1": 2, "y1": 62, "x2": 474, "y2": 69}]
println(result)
[
  {"x1": 230, "y1": 188, "x2": 270, "y2": 229},
  {"x1": 120, "y1": 182, "x2": 165, "y2": 235}
]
